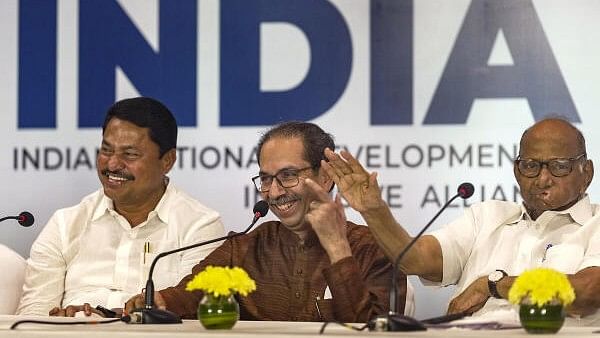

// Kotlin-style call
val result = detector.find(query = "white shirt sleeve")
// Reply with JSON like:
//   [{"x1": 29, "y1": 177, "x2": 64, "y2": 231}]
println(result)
[
  {"x1": 578, "y1": 214, "x2": 600, "y2": 270},
  {"x1": 426, "y1": 207, "x2": 478, "y2": 286},
  {"x1": 17, "y1": 212, "x2": 68, "y2": 315},
  {"x1": 0, "y1": 245, "x2": 26, "y2": 314}
]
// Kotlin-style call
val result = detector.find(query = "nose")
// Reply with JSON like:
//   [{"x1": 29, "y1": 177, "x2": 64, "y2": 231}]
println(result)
[
  {"x1": 535, "y1": 164, "x2": 554, "y2": 188},
  {"x1": 106, "y1": 154, "x2": 125, "y2": 171},
  {"x1": 267, "y1": 178, "x2": 286, "y2": 198}
]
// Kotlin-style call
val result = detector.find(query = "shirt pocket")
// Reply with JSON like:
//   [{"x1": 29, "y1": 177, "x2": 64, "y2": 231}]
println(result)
[
  {"x1": 140, "y1": 240, "x2": 182, "y2": 289},
  {"x1": 542, "y1": 244, "x2": 583, "y2": 274}
]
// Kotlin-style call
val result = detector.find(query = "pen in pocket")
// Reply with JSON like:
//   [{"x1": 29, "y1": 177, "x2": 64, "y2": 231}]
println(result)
[
  {"x1": 143, "y1": 241, "x2": 150, "y2": 264},
  {"x1": 315, "y1": 296, "x2": 322, "y2": 320},
  {"x1": 541, "y1": 243, "x2": 553, "y2": 262}
]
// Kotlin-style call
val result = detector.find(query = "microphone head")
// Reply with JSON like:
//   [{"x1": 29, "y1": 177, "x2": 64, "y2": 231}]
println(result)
[
  {"x1": 253, "y1": 200, "x2": 269, "y2": 218},
  {"x1": 18, "y1": 211, "x2": 35, "y2": 227},
  {"x1": 457, "y1": 183, "x2": 475, "y2": 199}
]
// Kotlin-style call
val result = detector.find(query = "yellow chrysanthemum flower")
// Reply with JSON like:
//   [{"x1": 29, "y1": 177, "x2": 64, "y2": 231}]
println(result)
[
  {"x1": 508, "y1": 268, "x2": 575, "y2": 307},
  {"x1": 186, "y1": 265, "x2": 256, "y2": 297}
]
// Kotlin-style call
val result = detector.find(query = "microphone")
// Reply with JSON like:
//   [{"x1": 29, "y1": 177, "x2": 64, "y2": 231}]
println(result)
[
  {"x1": 0, "y1": 212, "x2": 35, "y2": 227},
  {"x1": 131, "y1": 200, "x2": 269, "y2": 324},
  {"x1": 370, "y1": 182, "x2": 474, "y2": 331}
]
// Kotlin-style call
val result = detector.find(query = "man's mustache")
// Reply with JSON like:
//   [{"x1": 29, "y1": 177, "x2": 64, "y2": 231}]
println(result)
[
  {"x1": 100, "y1": 169, "x2": 135, "y2": 181},
  {"x1": 268, "y1": 194, "x2": 299, "y2": 206}
]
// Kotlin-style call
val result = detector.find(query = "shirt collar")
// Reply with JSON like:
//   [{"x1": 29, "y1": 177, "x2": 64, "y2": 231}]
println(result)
[
  {"x1": 507, "y1": 195, "x2": 592, "y2": 226},
  {"x1": 277, "y1": 222, "x2": 320, "y2": 248},
  {"x1": 92, "y1": 180, "x2": 174, "y2": 225}
]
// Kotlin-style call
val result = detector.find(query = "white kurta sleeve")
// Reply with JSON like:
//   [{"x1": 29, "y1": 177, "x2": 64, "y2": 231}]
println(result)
[{"x1": 17, "y1": 212, "x2": 68, "y2": 315}]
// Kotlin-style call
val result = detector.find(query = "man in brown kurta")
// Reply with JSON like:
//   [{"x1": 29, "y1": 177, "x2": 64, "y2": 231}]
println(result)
[{"x1": 126, "y1": 122, "x2": 407, "y2": 322}]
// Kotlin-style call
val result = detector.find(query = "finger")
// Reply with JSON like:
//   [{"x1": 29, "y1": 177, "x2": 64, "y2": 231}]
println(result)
[
  {"x1": 321, "y1": 160, "x2": 353, "y2": 193},
  {"x1": 124, "y1": 299, "x2": 134, "y2": 314},
  {"x1": 320, "y1": 160, "x2": 343, "y2": 183},
  {"x1": 53, "y1": 309, "x2": 66, "y2": 317},
  {"x1": 340, "y1": 149, "x2": 370, "y2": 176},
  {"x1": 334, "y1": 194, "x2": 347, "y2": 223},
  {"x1": 155, "y1": 292, "x2": 167, "y2": 310},
  {"x1": 447, "y1": 299, "x2": 458, "y2": 315},
  {"x1": 124, "y1": 296, "x2": 138, "y2": 314},
  {"x1": 369, "y1": 172, "x2": 379, "y2": 188},
  {"x1": 83, "y1": 303, "x2": 93, "y2": 316},
  {"x1": 463, "y1": 301, "x2": 486, "y2": 316},
  {"x1": 65, "y1": 305, "x2": 82, "y2": 317},
  {"x1": 304, "y1": 178, "x2": 332, "y2": 203},
  {"x1": 49, "y1": 307, "x2": 60, "y2": 316},
  {"x1": 324, "y1": 149, "x2": 353, "y2": 175}
]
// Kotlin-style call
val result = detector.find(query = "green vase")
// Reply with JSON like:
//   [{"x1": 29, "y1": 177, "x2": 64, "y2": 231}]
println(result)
[
  {"x1": 519, "y1": 303, "x2": 565, "y2": 334},
  {"x1": 197, "y1": 294, "x2": 240, "y2": 330}
]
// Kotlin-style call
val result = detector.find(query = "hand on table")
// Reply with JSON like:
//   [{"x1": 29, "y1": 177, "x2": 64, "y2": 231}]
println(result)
[{"x1": 447, "y1": 276, "x2": 490, "y2": 315}]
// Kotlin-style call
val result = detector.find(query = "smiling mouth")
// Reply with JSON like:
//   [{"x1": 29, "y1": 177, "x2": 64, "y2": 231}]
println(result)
[
  {"x1": 270, "y1": 196, "x2": 300, "y2": 214},
  {"x1": 101, "y1": 170, "x2": 134, "y2": 184}
]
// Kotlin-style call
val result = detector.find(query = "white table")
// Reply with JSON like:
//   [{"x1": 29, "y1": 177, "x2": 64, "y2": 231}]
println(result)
[{"x1": 1, "y1": 315, "x2": 599, "y2": 337}]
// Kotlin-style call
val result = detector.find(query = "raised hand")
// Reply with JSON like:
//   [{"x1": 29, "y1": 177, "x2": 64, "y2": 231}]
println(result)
[
  {"x1": 322, "y1": 148, "x2": 385, "y2": 213},
  {"x1": 304, "y1": 178, "x2": 352, "y2": 264}
]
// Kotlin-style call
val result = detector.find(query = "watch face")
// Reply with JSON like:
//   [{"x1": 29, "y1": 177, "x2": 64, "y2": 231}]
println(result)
[{"x1": 489, "y1": 270, "x2": 504, "y2": 282}]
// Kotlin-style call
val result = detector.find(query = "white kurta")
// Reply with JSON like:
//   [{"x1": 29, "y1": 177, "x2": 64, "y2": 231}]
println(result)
[{"x1": 17, "y1": 183, "x2": 225, "y2": 315}]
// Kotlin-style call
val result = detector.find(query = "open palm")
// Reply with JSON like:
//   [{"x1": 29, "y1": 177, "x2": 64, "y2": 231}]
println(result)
[{"x1": 323, "y1": 149, "x2": 385, "y2": 213}]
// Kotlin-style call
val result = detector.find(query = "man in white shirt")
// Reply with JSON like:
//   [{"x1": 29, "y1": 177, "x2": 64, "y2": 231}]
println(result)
[
  {"x1": 323, "y1": 118, "x2": 600, "y2": 320},
  {"x1": 17, "y1": 97, "x2": 225, "y2": 316}
]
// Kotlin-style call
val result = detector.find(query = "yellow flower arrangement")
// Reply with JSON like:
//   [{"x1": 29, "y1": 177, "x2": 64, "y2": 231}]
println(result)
[
  {"x1": 186, "y1": 266, "x2": 256, "y2": 297},
  {"x1": 508, "y1": 268, "x2": 575, "y2": 307}
]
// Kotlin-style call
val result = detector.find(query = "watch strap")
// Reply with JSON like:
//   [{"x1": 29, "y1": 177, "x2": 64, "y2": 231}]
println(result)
[{"x1": 488, "y1": 269, "x2": 508, "y2": 299}]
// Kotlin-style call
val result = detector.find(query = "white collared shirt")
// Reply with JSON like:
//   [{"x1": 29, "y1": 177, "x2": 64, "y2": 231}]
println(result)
[
  {"x1": 17, "y1": 183, "x2": 225, "y2": 315},
  {"x1": 427, "y1": 196, "x2": 600, "y2": 318}
]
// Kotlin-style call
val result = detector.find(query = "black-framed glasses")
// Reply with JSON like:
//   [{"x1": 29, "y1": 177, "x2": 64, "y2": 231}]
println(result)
[
  {"x1": 515, "y1": 153, "x2": 586, "y2": 178},
  {"x1": 251, "y1": 166, "x2": 314, "y2": 192}
]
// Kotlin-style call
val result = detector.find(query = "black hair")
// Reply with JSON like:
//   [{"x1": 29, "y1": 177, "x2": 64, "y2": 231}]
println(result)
[
  {"x1": 256, "y1": 121, "x2": 335, "y2": 169},
  {"x1": 102, "y1": 97, "x2": 177, "y2": 157}
]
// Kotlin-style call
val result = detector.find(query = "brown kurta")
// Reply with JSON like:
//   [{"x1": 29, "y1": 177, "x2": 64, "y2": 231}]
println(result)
[{"x1": 160, "y1": 221, "x2": 407, "y2": 322}]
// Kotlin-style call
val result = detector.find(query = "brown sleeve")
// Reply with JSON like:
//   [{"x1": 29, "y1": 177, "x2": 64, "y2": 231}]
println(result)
[
  {"x1": 323, "y1": 227, "x2": 406, "y2": 322},
  {"x1": 159, "y1": 238, "x2": 236, "y2": 319}
]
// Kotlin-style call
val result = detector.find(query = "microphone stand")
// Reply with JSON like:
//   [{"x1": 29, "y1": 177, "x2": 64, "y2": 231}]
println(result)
[
  {"x1": 372, "y1": 183, "x2": 473, "y2": 331},
  {"x1": 132, "y1": 202, "x2": 268, "y2": 324}
]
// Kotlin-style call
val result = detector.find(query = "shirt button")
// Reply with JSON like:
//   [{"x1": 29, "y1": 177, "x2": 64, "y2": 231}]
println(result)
[{"x1": 295, "y1": 291, "x2": 301, "y2": 298}]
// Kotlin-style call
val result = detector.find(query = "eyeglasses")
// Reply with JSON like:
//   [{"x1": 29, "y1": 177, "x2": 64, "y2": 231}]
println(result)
[
  {"x1": 252, "y1": 166, "x2": 314, "y2": 192},
  {"x1": 515, "y1": 153, "x2": 586, "y2": 178}
]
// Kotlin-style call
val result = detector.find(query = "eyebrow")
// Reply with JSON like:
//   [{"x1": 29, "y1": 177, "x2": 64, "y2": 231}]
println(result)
[
  {"x1": 101, "y1": 140, "x2": 140, "y2": 152},
  {"x1": 258, "y1": 166, "x2": 301, "y2": 176},
  {"x1": 520, "y1": 156, "x2": 579, "y2": 161}
]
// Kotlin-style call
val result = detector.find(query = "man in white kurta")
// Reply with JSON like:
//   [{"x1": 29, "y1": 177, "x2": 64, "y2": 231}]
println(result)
[
  {"x1": 17, "y1": 183, "x2": 224, "y2": 315},
  {"x1": 17, "y1": 97, "x2": 225, "y2": 316},
  {"x1": 324, "y1": 118, "x2": 600, "y2": 320},
  {"x1": 428, "y1": 196, "x2": 600, "y2": 320}
]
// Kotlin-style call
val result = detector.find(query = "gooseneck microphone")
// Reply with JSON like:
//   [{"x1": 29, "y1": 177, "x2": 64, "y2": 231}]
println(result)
[
  {"x1": 131, "y1": 200, "x2": 269, "y2": 324},
  {"x1": 0, "y1": 212, "x2": 35, "y2": 227},
  {"x1": 372, "y1": 183, "x2": 474, "y2": 332}
]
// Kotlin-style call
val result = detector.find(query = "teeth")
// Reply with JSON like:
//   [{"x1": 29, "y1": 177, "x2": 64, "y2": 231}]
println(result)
[
  {"x1": 275, "y1": 201, "x2": 295, "y2": 212},
  {"x1": 108, "y1": 174, "x2": 127, "y2": 182}
]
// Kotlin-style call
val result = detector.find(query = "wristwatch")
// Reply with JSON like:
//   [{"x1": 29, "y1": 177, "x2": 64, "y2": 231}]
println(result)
[{"x1": 487, "y1": 269, "x2": 508, "y2": 299}]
